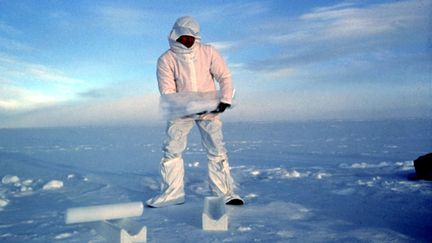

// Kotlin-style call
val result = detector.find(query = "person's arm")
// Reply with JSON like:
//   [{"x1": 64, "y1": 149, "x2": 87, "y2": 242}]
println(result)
[
  {"x1": 209, "y1": 47, "x2": 233, "y2": 105},
  {"x1": 157, "y1": 55, "x2": 176, "y2": 95}
]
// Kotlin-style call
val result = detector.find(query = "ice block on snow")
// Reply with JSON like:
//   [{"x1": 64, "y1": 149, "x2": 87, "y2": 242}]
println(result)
[
  {"x1": 160, "y1": 91, "x2": 220, "y2": 119},
  {"x1": 202, "y1": 196, "x2": 228, "y2": 231},
  {"x1": 94, "y1": 219, "x2": 147, "y2": 243},
  {"x1": 65, "y1": 202, "x2": 144, "y2": 224}
]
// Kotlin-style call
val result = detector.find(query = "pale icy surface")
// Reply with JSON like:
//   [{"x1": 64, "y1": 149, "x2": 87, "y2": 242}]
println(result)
[{"x1": 0, "y1": 119, "x2": 431, "y2": 242}]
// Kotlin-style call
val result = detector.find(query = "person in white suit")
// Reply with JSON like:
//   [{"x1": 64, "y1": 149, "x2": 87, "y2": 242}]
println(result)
[{"x1": 146, "y1": 16, "x2": 244, "y2": 208}]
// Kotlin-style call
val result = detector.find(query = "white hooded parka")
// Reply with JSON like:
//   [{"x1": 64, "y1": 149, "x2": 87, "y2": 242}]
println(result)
[{"x1": 157, "y1": 16, "x2": 234, "y2": 105}]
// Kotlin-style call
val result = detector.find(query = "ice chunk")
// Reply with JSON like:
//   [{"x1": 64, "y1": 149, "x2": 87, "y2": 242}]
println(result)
[
  {"x1": 20, "y1": 186, "x2": 32, "y2": 192},
  {"x1": 237, "y1": 226, "x2": 252, "y2": 232},
  {"x1": 290, "y1": 170, "x2": 301, "y2": 177},
  {"x1": 0, "y1": 198, "x2": 9, "y2": 207},
  {"x1": 117, "y1": 219, "x2": 147, "y2": 243},
  {"x1": 250, "y1": 170, "x2": 260, "y2": 176},
  {"x1": 65, "y1": 202, "x2": 144, "y2": 224},
  {"x1": 43, "y1": 180, "x2": 64, "y2": 190},
  {"x1": 160, "y1": 91, "x2": 220, "y2": 119},
  {"x1": 188, "y1": 161, "x2": 200, "y2": 168},
  {"x1": 54, "y1": 232, "x2": 74, "y2": 240},
  {"x1": 245, "y1": 193, "x2": 258, "y2": 199},
  {"x1": 202, "y1": 196, "x2": 228, "y2": 231},
  {"x1": 284, "y1": 170, "x2": 301, "y2": 178},
  {"x1": 93, "y1": 220, "x2": 147, "y2": 243},
  {"x1": 277, "y1": 230, "x2": 295, "y2": 239},
  {"x1": 2, "y1": 175, "x2": 20, "y2": 184},
  {"x1": 22, "y1": 179, "x2": 33, "y2": 186},
  {"x1": 315, "y1": 172, "x2": 330, "y2": 179}
]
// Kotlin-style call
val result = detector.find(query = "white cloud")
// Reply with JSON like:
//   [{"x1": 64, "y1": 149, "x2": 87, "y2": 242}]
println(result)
[
  {"x1": 0, "y1": 85, "x2": 60, "y2": 111},
  {"x1": 311, "y1": 2, "x2": 357, "y2": 13},
  {"x1": 1, "y1": 1, "x2": 428, "y2": 127},
  {"x1": 225, "y1": 86, "x2": 431, "y2": 122},
  {"x1": 271, "y1": 0, "x2": 430, "y2": 44},
  {"x1": 0, "y1": 54, "x2": 88, "y2": 115},
  {"x1": 0, "y1": 94, "x2": 161, "y2": 128},
  {"x1": 208, "y1": 41, "x2": 239, "y2": 51},
  {"x1": 0, "y1": 54, "x2": 16, "y2": 65},
  {"x1": 2, "y1": 85, "x2": 429, "y2": 128},
  {"x1": 26, "y1": 65, "x2": 82, "y2": 84},
  {"x1": 237, "y1": 0, "x2": 431, "y2": 85},
  {"x1": 0, "y1": 54, "x2": 83, "y2": 85}
]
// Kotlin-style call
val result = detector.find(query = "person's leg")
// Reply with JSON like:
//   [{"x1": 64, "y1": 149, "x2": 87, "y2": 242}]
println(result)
[
  {"x1": 196, "y1": 119, "x2": 244, "y2": 205},
  {"x1": 146, "y1": 118, "x2": 194, "y2": 208}
]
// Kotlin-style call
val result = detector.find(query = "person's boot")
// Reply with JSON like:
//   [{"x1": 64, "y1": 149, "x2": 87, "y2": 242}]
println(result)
[
  {"x1": 208, "y1": 157, "x2": 244, "y2": 205},
  {"x1": 146, "y1": 157, "x2": 185, "y2": 208}
]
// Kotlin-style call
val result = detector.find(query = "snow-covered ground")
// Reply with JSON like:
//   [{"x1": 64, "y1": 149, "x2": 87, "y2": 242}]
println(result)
[{"x1": 0, "y1": 119, "x2": 431, "y2": 242}]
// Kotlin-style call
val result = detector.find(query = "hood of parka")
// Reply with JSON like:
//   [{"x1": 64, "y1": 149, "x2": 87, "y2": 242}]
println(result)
[{"x1": 168, "y1": 16, "x2": 201, "y2": 54}]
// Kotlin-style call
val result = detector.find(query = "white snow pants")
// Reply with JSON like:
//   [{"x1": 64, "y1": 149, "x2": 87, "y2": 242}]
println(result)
[{"x1": 146, "y1": 118, "x2": 239, "y2": 207}]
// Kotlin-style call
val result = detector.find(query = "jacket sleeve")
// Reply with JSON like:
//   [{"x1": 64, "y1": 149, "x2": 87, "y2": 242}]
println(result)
[
  {"x1": 209, "y1": 47, "x2": 234, "y2": 104},
  {"x1": 157, "y1": 54, "x2": 177, "y2": 95}
]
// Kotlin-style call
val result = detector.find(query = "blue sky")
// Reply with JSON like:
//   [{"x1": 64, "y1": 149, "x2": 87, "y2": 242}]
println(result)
[{"x1": 0, "y1": 0, "x2": 430, "y2": 127}]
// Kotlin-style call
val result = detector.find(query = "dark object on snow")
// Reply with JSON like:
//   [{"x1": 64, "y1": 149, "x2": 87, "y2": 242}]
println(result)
[{"x1": 413, "y1": 153, "x2": 432, "y2": 180}]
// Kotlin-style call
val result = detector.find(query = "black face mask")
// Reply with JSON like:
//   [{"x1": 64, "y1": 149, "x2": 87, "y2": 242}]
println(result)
[{"x1": 177, "y1": 35, "x2": 195, "y2": 48}]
